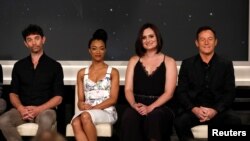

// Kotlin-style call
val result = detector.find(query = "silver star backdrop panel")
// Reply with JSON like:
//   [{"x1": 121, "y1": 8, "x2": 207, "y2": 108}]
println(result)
[{"x1": 0, "y1": 0, "x2": 248, "y2": 61}]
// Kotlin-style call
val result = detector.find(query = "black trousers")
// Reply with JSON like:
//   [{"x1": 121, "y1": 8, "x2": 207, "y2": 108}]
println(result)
[
  {"x1": 174, "y1": 109, "x2": 242, "y2": 141},
  {"x1": 121, "y1": 106, "x2": 174, "y2": 141}
]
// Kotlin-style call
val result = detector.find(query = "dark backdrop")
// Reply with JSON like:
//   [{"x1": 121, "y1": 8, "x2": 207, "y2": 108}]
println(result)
[{"x1": 0, "y1": 0, "x2": 248, "y2": 61}]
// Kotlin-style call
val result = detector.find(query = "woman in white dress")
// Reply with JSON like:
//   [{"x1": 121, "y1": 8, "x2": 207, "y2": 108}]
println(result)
[{"x1": 71, "y1": 29, "x2": 120, "y2": 141}]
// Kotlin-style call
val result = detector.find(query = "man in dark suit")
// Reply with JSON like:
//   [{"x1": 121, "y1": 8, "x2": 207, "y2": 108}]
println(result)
[{"x1": 174, "y1": 26, "x2": 242, "y2": 141}]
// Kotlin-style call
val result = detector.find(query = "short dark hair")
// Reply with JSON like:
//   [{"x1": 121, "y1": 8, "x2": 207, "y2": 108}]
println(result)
[
  {"x1": 196, "y1": 26, "x2": 217, "y2": 40},
  {"x1": 88, "y1": 29, "x2": 108, "y2": 48},
  {"x1": 135, "y1": 23, "x2": 163, "y2": 57},
  {"x1": 22, "y1": 24, "x2": 44, "y2": 40}
]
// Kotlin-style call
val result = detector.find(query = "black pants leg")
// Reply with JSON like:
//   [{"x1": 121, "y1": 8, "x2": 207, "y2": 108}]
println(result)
[
  {"x1": 174, "y1": 109, "x2": 242, "y2": 141},
  {"x1": 174, "y1": 111, "x2": 200, "y2": 141}
]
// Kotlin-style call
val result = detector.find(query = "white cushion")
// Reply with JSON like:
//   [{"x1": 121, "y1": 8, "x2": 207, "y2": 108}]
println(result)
[
  {"x1": 17, "y1": 122, "x2": 57, "y2": 136},
  {"x1": 66, "y1": 123, "x2": 112, "y2": 137},
  {"x1": 17, "y1": 123, "x2": 38, "y2": 136},
  {"x1": 191, "y1": 125, "x2": 208, "y2": 138}
]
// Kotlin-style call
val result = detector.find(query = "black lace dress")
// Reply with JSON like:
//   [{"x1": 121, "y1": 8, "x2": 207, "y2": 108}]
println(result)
[{"x1": 121, "y1": 59, "x2": 174, "y2": 141}]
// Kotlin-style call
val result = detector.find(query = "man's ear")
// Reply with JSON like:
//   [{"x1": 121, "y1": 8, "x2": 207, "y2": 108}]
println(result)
[
  {"x1": 195, "y1": 40, "x2": 199, "y2": 48},
  {"x1": 42, "y1": 36, "x2": 46, "y2": 44},
  {"x1": 24, "y1": 41, "x2": 28, "y2": 48},
  {"x1": 214, "y1": 39, "x2": 218, "y2": 47}
]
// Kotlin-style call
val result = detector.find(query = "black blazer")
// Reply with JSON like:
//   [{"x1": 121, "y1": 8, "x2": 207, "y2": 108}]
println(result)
[{"x1": 176, "y1": 54, "x2": 236, "y2": 114}]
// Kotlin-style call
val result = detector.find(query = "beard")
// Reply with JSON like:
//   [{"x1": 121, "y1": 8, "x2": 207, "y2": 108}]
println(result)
[{"x1": 30, "y1": 46, "x2": 43, "y2": 54}]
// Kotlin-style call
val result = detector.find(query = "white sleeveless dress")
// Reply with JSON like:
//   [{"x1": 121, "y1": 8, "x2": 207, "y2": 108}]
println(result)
[{"x1": 71, "y1": 66, "x2": 118, "y2": 124}]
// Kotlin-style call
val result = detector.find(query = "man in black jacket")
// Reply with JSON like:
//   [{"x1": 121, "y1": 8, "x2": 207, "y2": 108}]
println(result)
[{"x1": 174, "y1": 26, "x2": 241, "y2": 141}]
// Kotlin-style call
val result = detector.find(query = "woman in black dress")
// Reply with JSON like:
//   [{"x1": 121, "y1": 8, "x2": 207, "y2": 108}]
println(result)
[{"x1": 121, "y1": 23, "x2": 177, "y2": 141}]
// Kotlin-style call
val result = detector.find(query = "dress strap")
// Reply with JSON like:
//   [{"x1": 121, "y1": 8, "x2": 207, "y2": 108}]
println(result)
[
  {"x1": 84, "y1": 67, "x2": 89, "y2": 79},
  {"x1": 106, "y1": 66, "x2": 112, "y2": 77},
  {"x1": 138, "y1": 56, "x2": 141, "y2": 63}
]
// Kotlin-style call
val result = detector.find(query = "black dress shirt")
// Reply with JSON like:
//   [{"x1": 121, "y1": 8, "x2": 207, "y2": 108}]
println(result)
[
  {"x1": 10, "y1": 54, "x2": 64, "y2": 106},
  {"x1": 177, "y1": 53, "x2": 235, "y2": 113}
]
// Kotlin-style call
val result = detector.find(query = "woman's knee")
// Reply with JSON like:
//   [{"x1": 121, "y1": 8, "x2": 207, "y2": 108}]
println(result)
[
  {"x1": 122, "y1": 107, "x2": 139, "y2": 121},
  {"x1": 148, "y1": 107, "x2": 173, "y2": 121},
  {"x1": 71, "y1": 117, "x2": 81, "y2": 127},
  {"x1": 80, "y1": 112, "x2": 92, "y2": 124}
]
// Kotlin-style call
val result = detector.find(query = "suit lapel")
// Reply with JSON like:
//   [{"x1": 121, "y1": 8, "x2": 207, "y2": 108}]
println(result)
[
  {"x1": 207, "y1": 55, "x2": 218, "y2": 83},
  {"x1": 193, "y1": 56, "x2": 204, "y2": 87}
]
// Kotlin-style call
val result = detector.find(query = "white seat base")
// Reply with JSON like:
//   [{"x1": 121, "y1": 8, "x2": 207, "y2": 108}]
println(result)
[
  {"x1": 17, "y1": 123, "x2": 38, "y2": 136},
  {"x1": 191, "y1": 125, "x2": 208, "y2": 139},
  {"x1": 66, "y1": 123, "x2": 112, "y2": 137},
  {"x1": 17, "y1": 122, "x2": 57, "y2": 136}
]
